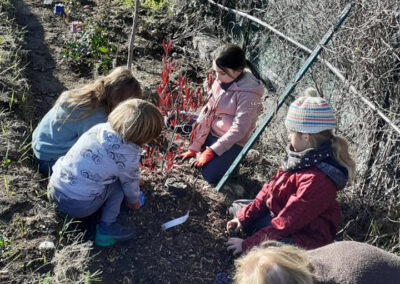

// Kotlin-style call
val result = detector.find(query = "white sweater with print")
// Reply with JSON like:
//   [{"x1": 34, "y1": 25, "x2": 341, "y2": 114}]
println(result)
[{"x1": 49, "y1": 122, "x2": 141, "y2": 203}]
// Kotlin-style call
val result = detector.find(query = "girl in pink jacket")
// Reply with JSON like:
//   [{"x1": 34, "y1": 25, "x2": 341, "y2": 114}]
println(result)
[
  {"x1": 226, "y1": 88, "x2": 356, "y2": 254},
  {"x1": 180, "y1": 44, "x2": 265, "y2": 185}
]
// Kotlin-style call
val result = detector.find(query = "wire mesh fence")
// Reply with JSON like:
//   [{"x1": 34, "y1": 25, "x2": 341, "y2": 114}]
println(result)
[{"x1": 202, "y1": 0, "x2": 400, "y2": 251}]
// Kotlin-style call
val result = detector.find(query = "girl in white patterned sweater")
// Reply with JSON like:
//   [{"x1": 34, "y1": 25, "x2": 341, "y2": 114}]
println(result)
[{"x1": 48, "y1": 99, "x2": 164, "y2": 246}]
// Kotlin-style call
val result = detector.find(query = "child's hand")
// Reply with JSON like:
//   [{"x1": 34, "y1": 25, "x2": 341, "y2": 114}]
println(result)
[
  {"x1": 139, "y1": 178, "x2": 144, "y2": 187},
  {"x1": 226, "y1": 218, "x2": 242, "y2": 232},
  {"x1": 192, "y1": 148, "x2": 214, "y2": 167},
  {"x1": 226, "y1": 237, "x2": 243, "y2": 255},
  {"x1": 126, "y1": 200, "x2": 140, "y2": 210},
  {"x1": 126, "y1": 191, "x2": 145, "y2": 210},
  {"x1": 179, "y1": 149, "x2": 196, "y2": 161}
]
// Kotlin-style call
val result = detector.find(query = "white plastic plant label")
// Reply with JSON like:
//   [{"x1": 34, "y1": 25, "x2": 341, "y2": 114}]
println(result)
[{"x1": 161, "y1": 211, "x2": 189, "y2": 231}]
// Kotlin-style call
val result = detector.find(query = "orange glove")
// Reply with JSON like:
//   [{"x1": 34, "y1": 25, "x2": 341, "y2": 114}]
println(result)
[
  {"x1": 126, "y1": 191, "x2": 145, "y2": 210},
  {"x1": 179, "y1": 149, "x2": 196, "y2": 161},
  {"x1": 192, "y1": 148, "x2": 214, "y2": 167},
  {"x1": 126, "y1": 200, "x2": 140, "y2": 210}
]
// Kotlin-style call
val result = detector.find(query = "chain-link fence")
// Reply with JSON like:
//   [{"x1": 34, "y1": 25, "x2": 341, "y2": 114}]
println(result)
[{"x1": 201, "y1": 0, "x2": 400, "y2": 252}]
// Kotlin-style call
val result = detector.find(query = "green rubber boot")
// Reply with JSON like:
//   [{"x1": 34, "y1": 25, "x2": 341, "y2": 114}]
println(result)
[{"x1": 94, "y1": 222, "x2": 135, "y2": 247}]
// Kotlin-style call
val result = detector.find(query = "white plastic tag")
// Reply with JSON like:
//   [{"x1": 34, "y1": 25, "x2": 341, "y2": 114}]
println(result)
[{"x1": 161, "y1": 211, "x2": 190, "y2": 231}]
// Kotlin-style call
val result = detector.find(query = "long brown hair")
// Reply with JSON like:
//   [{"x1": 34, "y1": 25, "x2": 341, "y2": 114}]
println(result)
[
  {"x1": 56, "y1": 66, "x2": 142, "y2": 121},
  {"x1": 309, "y1": 130, "x2": 356, "y2": 183}
]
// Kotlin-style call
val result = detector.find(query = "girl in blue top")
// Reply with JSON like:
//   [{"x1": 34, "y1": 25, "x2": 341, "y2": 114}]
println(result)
[{"x1": 32, "y1": 67, "x2": 142, "y2": 175}]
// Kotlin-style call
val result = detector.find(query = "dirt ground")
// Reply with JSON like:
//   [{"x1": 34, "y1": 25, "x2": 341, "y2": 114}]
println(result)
[
  {"x1": 1, "y1": 0, "x2": 266, "y2": 283},
  {"x1": 3, "y1": 1, "x2": 398, "y2": 283}
]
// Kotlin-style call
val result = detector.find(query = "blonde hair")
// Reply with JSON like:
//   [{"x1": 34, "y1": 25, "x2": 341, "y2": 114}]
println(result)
[
  {"x1": 56, "y1": 66, "x2": 142, "y2": 121},
  {"x1": 234, "y1": 241, "x2": 313, "y2": 284},
  {"x1": 108, "y1": 98, "x2": 164, "y2": 146},
  {"x1": 309, "y1": 130, "x2": 356, "y2": 183}
]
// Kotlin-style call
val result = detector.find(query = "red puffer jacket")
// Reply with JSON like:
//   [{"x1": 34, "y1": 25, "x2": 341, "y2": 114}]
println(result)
[{"x1": 236, "y1": 167, "x2": 344, "y2": 251}]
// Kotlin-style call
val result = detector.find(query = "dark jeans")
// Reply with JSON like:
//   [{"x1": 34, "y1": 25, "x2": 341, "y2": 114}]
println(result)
[
  {"x1": 35, "y1": 157, "x2": 56, "y2": 176},
  {"x1": 166, "y1": 112, "x2": 242, "y2": 185},
  {"x1": 202, "y1": 135, "x2": 243, "y2": 185},
  {"x1": 229, "y1": 199, "x2": 293, "y2": 244}
]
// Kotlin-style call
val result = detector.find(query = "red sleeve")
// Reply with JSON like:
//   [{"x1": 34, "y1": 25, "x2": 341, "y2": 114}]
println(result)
[
  {"x1": 242, "y1": 171, "x2": 337, "y2": 251},
  {"x1": 236, "y1": 171, "x2": 281, "y2": 227}
]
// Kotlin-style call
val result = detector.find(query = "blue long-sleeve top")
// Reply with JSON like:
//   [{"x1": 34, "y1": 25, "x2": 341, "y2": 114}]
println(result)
[{"x1": 32, "y1": 99, "x2": 107, "y2": 161}]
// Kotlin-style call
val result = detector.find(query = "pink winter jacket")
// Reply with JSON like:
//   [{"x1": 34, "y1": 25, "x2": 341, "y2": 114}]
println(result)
[{"x1": 188, "y1": 71, "x2": 264, "y2": 156}]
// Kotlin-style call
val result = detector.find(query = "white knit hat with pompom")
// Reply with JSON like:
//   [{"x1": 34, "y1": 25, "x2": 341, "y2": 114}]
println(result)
[{"x1": 285, "y1": 88, "x2": 337, "y2": 133}]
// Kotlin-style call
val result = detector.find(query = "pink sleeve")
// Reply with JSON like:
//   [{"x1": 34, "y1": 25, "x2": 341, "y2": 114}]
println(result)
[
  {"x1": 210, "y1": 92, "x2": 261, "y2": 156},
  {"x1": 188, "y1": 82, "x2": 220, "y2": 152}
]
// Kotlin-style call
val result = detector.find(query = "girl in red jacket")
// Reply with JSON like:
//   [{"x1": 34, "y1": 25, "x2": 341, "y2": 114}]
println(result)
[{"x1": 226, "y1": 88, "x2": 356, "y2": 255}]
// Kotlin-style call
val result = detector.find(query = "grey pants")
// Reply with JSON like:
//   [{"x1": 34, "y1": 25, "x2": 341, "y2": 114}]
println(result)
[{"x1": 48, "y1": 182, "x2": 124, "y2": 223}]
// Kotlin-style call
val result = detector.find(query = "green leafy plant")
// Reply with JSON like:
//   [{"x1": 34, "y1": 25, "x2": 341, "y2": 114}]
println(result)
[
  {"x1": 142, "y1": 0, "x2": 169, "y2": 12},
  {"x1": 62, "y1": 1, "x2": 117, "y2": 74},
  {"x1": 119, "y1": 0, "x2": 169, "y2": 11},
  {"x1": 0, "y1": 236, "x2": 18, "y2": 259},
  {"x1": 83, "y1": 271, "x2": 102, "y2": 283},
  {"x1": 9, "y1": 91, "x2": 14, "y2": 110},
  {"x1": 1, "y1": 141, "x2": 11, "y2": 169},
  {"x1": 38, "y1": 272, "x2": 51, "y2": 284},
  {"x1": 3, "y1": 175, "x2": 10, "y2": 196}
]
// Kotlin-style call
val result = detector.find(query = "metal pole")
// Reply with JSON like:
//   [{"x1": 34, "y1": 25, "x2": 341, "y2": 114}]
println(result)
[
  {"x1": 216, "y1": 2, "x2": 354, "y2": 191},
  {"x1": 208, "y1": 0, "x2": 400, "y2": 136},
  {"x1": 127, "y1": 0, "x2": 140, "y2": 69}
]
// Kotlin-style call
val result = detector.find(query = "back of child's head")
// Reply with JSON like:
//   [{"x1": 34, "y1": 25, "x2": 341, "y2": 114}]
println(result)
[
  {"x1": 108, "y1": 98, "x2": 163, "y2": 146},
  {"x1": 59, "y1": 66, "x2": 142, "y2": 119},
  {"x1": 285, "y1": 88, "x2": 356, "y2": 182},
  {"x1": 100, "y1": 66, "x2": 142, "y2": 113},
  {"x1": 234, "y1": 241, "x2": 313, "y2": 284}
]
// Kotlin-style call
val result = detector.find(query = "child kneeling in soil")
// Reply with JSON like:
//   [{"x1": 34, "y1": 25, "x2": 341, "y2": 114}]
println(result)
[
  {"x1": 48, "y1": 98, "x2": 164, "y2": 246},
  {"x1": 226, "y1": 88, "x2": 356, "y2": 254},
  {"x1": 32, "y1": 66, "x2": 142, "y2": 176},
  {"x1": 179, "y1": 43, "x2": 265, "y2": 186}
]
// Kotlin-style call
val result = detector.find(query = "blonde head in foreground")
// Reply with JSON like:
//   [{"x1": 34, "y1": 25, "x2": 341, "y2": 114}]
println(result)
[{"x1": 234, "y1": 241, "x2": 313, "y2": 284}]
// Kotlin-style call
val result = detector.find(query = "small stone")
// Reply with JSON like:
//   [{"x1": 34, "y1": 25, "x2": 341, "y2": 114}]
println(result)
[
  {"x1": 164, "y1": 178, "x2": 187, "y2": 198},
  {"x1": 246, "y1": 149, "x2": 260, "y2": 160},
  {"x1": 39, "y1": 241, "x2": 55, "y2": 250},
  {"x1": 222, "y1": 183, "x2": 245, "y2": 197}
]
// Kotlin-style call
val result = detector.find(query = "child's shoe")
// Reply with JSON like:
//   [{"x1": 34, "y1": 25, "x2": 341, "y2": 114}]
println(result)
[{"x1": 94, "y1": 221, "x2": 135, "y2": 247}]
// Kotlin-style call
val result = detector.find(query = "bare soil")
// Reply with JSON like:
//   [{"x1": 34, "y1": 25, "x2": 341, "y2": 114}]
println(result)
[
  {"x1": 1, "y1": 0, "x2": 263, "y2": 283},
  {"x1": 5, "y1": 1, "x2": 396, "y2": 283}
]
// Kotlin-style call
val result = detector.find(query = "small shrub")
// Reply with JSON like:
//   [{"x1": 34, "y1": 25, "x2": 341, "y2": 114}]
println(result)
[{"x1": 61, "y1": 1, "x2": 117, "y2": 74}]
